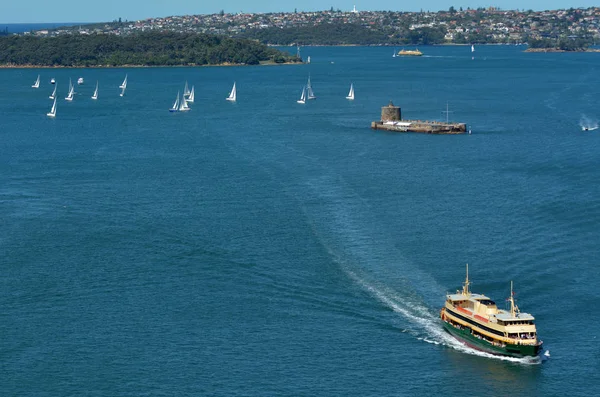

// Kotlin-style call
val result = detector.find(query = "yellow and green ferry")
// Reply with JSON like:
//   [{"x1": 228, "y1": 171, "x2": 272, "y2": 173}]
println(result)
[
  {"x1": 397, "y1": 49, "x2": 423, "y2": 56},
  {"x1": 440, "y1": 265, "x2": 543, "y2": 358}
]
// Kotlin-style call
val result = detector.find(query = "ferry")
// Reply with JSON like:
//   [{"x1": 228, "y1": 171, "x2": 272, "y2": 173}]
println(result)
[
  {"x1": 440, "y1": 265, "x2": 543, "y2": 358},
  {"x1": 398, "y1": 49, "x2": 423, "y2": 56}
]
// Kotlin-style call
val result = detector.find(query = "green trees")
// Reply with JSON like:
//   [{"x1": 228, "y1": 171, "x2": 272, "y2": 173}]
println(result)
[
  {"x1": 0, "y1": 31, "x2": 300, "y2": 66},
  {"x1": 528, "y1": 35, "x2": 592, "y2": 50}
]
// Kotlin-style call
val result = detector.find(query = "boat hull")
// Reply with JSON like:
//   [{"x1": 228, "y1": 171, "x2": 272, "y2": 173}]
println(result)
[{"x1": 442, "y1": 321, "x2": 542, "y2": 358}]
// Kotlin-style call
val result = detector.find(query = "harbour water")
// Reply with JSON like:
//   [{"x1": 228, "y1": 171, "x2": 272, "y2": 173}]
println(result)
[{"x1": 1, "y1": 46, "x2": 600, "y2": 395}]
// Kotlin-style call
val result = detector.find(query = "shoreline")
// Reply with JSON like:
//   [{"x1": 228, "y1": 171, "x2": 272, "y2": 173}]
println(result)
[
  {"x1": 0, "y1": 60, "x2": 301, "y2": 69},
  {"x1": 524, "y1": 48, "x2": 600, "y2": 53}
]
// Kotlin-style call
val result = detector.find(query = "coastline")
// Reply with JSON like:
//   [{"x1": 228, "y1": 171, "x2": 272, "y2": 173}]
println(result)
[
  {"x1": 0, "y1": 60, "x2": 302, "y2": 69},
  {"x1": 524, "y1": 48, "x2": 600, "y2": 53}
]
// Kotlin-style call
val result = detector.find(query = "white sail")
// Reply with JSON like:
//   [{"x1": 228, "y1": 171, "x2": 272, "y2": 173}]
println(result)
[
  {"x1": 226, "y1": 82, "x2": 236, "y2": 101},
  {"x1": 49, "y1": 84, "x2": 57, "y2": 100},
  {"x1": 306, "y1": 75, "x2": 316, "y2": 100},
  {"x1": 183, "y1": 81, "x2": 191, "y2": 98},
  {"x1": 65, "y1": 79, "x2": 74, "y2": 101},
  {"x1": 179, "y1": 93, "x2": 190, "y2": 111},
  {"x1": 186, "y1": 86, "x2": 194, "y2": 103},
  {"x1": 307, "y1": 56, "x2": 311, "y2": 64},
  {"x1": 47, "y1": 97, "x2": 57, "y2": 117},
  {"x1": 346, "y1": 83, "x2": 354, "y2": 100},
  {"x1": 91, "y1": 81, "x2": 98, "y2": 100},
  {"x1": 471, "y1": 45, "x2": 475, "y2": 52},
  {"x1": 32, "y1": 75, "x2": 40, "y2": 88},
  {"x1": 297, "y1": 86, "x2": 306, "y2": 104},
  {"x1": 119, "y1": 74, "x2": 128, "y2": 89},
  {"x1": 170, "y1": 91, "x2": 180, "y2": 112}
]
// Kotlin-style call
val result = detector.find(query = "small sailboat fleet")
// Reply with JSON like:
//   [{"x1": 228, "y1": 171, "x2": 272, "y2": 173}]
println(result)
[
  {"x1": 170, "y1": 81, "x2": 195, "y2": 112},
  {"x1": 346, "y1": 83, "x2": 355, "y2": 100},
  {"x1": 226, "y1": 82, "x2": 236, "y2": 102},
  {"x1": 47, "y1": 97, "x2": 57, "y2": 118},
  {"x1": 65, "y1": 79, "x2": 75, "y2": 101},
  {"x1": 32, "y1": 75, "x2": 40, "y2": 89},
  {"x1": 91, "y1": 81, "x2": 98, "y2": 100},
  {"x1": 34, "y1": 71, "x2": 362, "y2": 118}
]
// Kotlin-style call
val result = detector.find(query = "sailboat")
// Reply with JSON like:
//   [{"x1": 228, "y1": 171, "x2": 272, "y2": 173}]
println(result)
[
  {"x1": 91, "y1": 81, "x2": 98, "y2": 100},
  {"x1": 186, "y1": 86, "x2": 195, "y2": 103},
  {"x1": 297, "y1": 86, "x2": 306, "y2": 104},
  {"x1": 393, "y1": 49, "x2": 397, "y2": 58},
  {"x1": 306, "y1": 75, "x2": 316, "y2": 100},
  {"x1": 307, "y1": 56, "x2": 311, "y2": 64},
  {"x1": 49, "y1": 84, "x2": 57, "y2": 100},
  {"x1": 346, "y1": 83, "x2": 355, "y2": 100},
  {"x1": 179, "y1": 93, "x2": 190, "y2": 112},
  {"x1": 471, "y1": 44, "x2": 475, "y2": 53},
  {"x1": 119, "y1": 78, "x2": 127, "y2": 97},
  {"x1": 32, "y1": 75, "x2": 40, "y2": 88},
  {"x1": 183, "y1": 81, "x2": 191, "y2": 98},
  {"x1": 65, "y1": 79, "x2": 74, "y2": 101},
  {"x1": 170, "y1": 91, "x2": 180, "y2": 112},
  {"x1": 226, "y1": 82, "x2": 236, "y2": 102},
  {"x1": 47, "y1": 97, "x2": 57, "y2": 118}
]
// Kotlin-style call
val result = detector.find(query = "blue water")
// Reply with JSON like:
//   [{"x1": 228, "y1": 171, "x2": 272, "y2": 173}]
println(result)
[{"x1": 2, "y1": 46, "x2": 600, "y2": 395}]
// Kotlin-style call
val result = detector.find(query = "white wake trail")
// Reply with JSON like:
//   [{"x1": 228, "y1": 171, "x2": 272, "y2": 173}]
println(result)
[{"x1": 346, "y1": 269, "x2": 541, "y2": 365}]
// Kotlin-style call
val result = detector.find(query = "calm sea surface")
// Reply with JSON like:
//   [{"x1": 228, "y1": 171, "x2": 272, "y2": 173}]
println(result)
[{"x1": 1, "y1": 46, "x2": 599, "y2": 396}]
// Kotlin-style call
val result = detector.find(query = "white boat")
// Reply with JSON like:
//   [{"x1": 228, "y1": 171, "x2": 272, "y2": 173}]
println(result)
[
  {"x1": 49, "y1": 84, "x2": 57, "y2": 100},
  {"x1": 50, "y1": 78, "x2": 56, "y2": 84},
  {"x1": 346, "y1": 83, "x2": 355, "y2": 100},
  {"x1": 119, "y1": 77, "x2": 127, "y2": 97},
  {"x1": 226, "y1": 82, "x2": 236, "y2": 102},
  {"x1": 306, "y1": 76, "x2": 316, "y2": 100},
  {"x1": 186, "y1": 86, "x2": 194, "y2": 103},
  {"x1": 47, "y1": 97, "x2": 57, "y2": 118},
  {"x1": 183, "y1": 81, "x2": 191, "y2": 98},
  {"x1": 65, "y1": 79, "x2": 74, "y2": 101},
  {"x1": 119, "y1": 74, "x2": 127, "y2": 89},
  {"x1": 297, "y1": 86, "x2": 306, "y2": 104},
  {"x1": 170, "y1": 91, "x2": 180, "y2": 112},
  {"x1": 77, "y1": 77, "x2": 84, "y2": 85},
  {"x1": 32, "y1": 75, "x2": 40, "y2": 88},
  {"x1": 179, "y1": 93, "x2": 190, "y2": 112},
  {"x1": 307, "y1": 56, "x2": 311, "y2": 64},
  {"x1": 91, "y1": 81, "x2": 98, "y2": 100},
  {"x1": 471, "y1": 44, "x2": 475, "y2": 52}
]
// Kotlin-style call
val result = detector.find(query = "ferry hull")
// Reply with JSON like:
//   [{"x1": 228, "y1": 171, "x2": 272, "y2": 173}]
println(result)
[{"x1": 442, "y1": 321, "x2": 542, "y2": 358}]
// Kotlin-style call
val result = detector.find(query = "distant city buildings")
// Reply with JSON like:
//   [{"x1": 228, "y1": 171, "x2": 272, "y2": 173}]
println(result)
[{"x1": 25, "y1": 7, "x2": 600, "y2": 44}]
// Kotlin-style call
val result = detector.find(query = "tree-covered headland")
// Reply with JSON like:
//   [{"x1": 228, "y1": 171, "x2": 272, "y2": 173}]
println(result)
[{"x1": 0, "y1": 31, "x2": 301, "y2": 67}]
